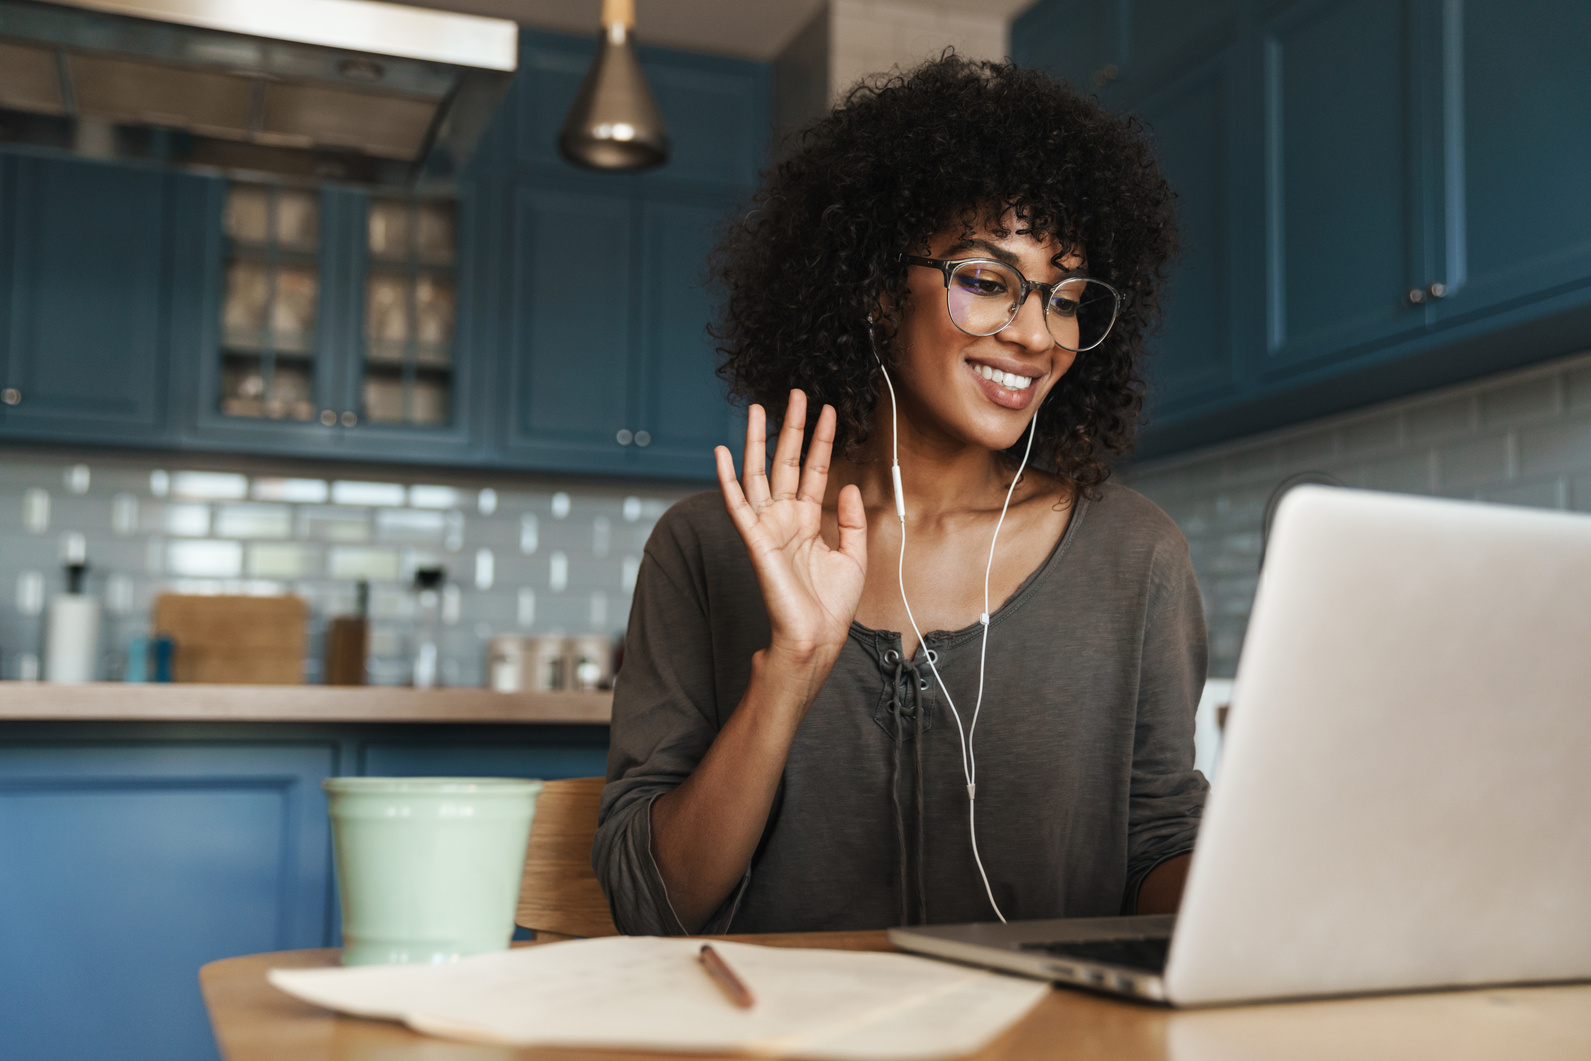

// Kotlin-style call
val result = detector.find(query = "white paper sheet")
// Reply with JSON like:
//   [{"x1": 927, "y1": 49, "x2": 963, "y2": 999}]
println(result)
[{"x1": 268, "y1": 936, "x2": 1050, "y2": 1059}]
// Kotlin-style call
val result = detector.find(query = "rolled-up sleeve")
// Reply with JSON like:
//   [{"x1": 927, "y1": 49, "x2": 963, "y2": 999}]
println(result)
[
  {"x1": 591, "y1": 511, "x2": 750, "y2": 935},
  {"x1": 1122, "y1": 536, "x2": 1210, "y2": 911}
]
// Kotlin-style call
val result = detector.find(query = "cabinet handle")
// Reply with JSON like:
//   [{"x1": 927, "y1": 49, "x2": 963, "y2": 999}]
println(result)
[
  {"x1": 320, "y1": 409, "x2": 337, "y2": 426},
  {"x1": 1427, "y1": 282, "x2": 1447, "y2": 299},
  {"x1": 634, "y1": 430, "x2": 651, "y2": 447},
  {"x1": 341, "y1": 411, "x2": 358, "y2": 427},
  {"x1": 1407, "y1": 288, "x2": 1427, "y2": 305},
  {"x1": 615, "y1": 429, "x2": 634, "y2": 446},
  {"x1": 1, "y1": 387, "x2": 19, "y2": 406}
]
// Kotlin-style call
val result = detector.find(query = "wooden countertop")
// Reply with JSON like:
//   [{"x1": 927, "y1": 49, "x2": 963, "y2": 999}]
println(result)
[
  {"x1": 0, "y1": 682, "x2": 612, "y2": 724},
  {"x1": 202, "y1": 933, "x2": 1591, "y2": 1061}
]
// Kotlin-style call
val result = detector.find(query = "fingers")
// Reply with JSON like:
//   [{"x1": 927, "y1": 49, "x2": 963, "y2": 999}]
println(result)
[
  {"x1": 741, "y1": 404, "x2": 769, "y2": 508},
  {"x1": 797, "y1": 404, "x2": 837, "y2": 506},
  {"x1": 835, "y1": 484, "x2": 868, "y2": 568},
  {"x1": 716, "y1": 445, "x2": 759, "y2": 534},
  {"x1": 768, "y1": 389, "x2": 808, "y2": 501}
]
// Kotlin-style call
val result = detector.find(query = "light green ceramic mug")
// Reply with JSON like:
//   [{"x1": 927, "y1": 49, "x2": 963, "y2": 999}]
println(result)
[{"x1": 323, "y1": 777, "x2": 543, "y2": 966}]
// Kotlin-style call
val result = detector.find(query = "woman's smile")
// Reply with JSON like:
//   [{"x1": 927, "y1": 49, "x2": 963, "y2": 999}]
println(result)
[{"x1": 965, "y1": 357, "x2": 1042, "y2": 409}]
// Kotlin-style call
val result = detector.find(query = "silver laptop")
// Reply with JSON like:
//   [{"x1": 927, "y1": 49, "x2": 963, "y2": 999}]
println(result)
[{"x1": 890, "y1": 486, "x2": 1591, "y2": 1005}]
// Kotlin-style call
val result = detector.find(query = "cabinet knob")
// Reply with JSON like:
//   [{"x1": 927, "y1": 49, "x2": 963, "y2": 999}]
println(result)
[
  {"x1": 1, "y1": 387, "x2": 19, "y2": 406},
  {"x1": 634, "y1": 430, "x2": 651, "y2": 448},
  {"x1": 1427, "y1": 282, "x2": 1447, "y2": 299},
  {"x1": 341, "y1": 410, "x2": 358, "y2": 427},
  {"x1": 1407, "y1": 288, "x2": 1427, "y2": 305},
  {"x1": 320, "y1": 409, "x2": 337, "y2": 426},
  {"x1": 615, "y1": 429, "x2": 634, "y2": 446}
]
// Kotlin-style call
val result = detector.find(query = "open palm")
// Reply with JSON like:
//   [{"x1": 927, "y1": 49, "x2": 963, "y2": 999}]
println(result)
[{"x1": 715, "y1": 391, "x2": 867, "y2": 662}]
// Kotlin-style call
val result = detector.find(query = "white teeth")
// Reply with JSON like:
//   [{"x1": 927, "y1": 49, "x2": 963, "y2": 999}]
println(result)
[{"x1": 973, "y1": 364, "x2": 1033, "y2": 390}]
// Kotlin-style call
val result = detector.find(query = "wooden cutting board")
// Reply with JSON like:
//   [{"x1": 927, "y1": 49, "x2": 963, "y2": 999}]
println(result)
[{"x1": 152, "y1": 594, "x2": 307, "y2": 685}]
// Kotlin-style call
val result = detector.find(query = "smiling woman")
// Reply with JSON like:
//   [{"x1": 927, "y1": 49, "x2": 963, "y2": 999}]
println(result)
[{"x1": 594, "y1": 55, "x2": 1206, "y2": 937}]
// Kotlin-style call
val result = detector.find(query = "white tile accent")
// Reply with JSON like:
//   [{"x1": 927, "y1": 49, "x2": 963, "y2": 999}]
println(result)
[
  {"x1": 171, "y1": 471, "x2": 248, "y2": 500},
  {"x1": 112, "y1": 493, "x2": 139, "y2": 536},
  {"x1": 64, "y1": 463, "x2": 90, "y2": 494},
  {"x1": 408, "y1": 484, "x2": 463, "y2": 509},
  {"x1": 163, "y1": 503, "x2": 211, "y2": 538},
  {"x1": 549, "y1": 550, "x2": 569, "y2": 592},
  {"x1": 166, "y1": 539, "x2": 245, "y2": 578},
  {"x1": 474, "y1": 547, "x2": 495, "y2": 591},
  {"x1": 22, "y1": 488, "x2": 49, "y2": 534},
  {"x1": 251, "y1": 477, "x2": 329, "y2": 503},
  {"x1": 551, "y1": 492, "x2": 572, "y2": 519},
  {"x1": 16, "y1": 571, "x2": 45, "y2": 615},
  {"x1": 331, "y1": 480, "x2": 406, "y2": 507}
]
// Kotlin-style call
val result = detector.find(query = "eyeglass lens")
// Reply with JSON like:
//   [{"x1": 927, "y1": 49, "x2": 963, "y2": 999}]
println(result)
[{"x1": 944, "y1": 260, "x2": 1118, "y2": 351}]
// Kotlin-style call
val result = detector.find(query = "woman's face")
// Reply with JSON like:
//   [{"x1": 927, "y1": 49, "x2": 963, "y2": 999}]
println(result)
[{"x1": 889, "y1": 217, "x2": 1083, "y2": 454}]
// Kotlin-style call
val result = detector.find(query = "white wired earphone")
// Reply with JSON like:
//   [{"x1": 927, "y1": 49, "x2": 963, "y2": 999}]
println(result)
[{"x1": 871, "y1": 329, "x2": 1041, "y2": 924}]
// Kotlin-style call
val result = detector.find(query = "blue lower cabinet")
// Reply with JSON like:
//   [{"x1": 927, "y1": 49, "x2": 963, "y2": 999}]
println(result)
[
  {"x1": 0, "y1": 722, "x2": 610, "y2": 1061},
  {"x1": 0, "y1": 740, "x2": 333, "y2": 1061}
]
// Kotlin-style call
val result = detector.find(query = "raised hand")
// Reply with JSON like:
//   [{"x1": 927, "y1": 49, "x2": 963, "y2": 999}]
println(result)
[{"x1": 714, "y1": 390, "x2": 867, "y2": 669}]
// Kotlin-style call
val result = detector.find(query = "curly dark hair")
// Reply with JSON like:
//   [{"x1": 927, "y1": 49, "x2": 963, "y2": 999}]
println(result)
[{"x1": 712, "y1": 54, "x2": 1178, "y2": 488}]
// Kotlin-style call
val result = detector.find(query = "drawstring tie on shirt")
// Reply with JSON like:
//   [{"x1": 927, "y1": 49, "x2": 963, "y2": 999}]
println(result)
[{"x1": 887, "y1": 653, "x2": 930, "y2": 926}]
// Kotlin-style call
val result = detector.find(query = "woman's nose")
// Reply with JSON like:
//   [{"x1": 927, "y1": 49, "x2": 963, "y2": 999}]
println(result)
[{"x1": 1002, "y1": 288, "x2": 1054, "y2": 353}]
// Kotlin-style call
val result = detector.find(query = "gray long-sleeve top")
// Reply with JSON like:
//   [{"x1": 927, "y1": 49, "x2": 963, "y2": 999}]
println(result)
[{"x1": 594, "y1": 481, "x2": 1209, "y2": 935}]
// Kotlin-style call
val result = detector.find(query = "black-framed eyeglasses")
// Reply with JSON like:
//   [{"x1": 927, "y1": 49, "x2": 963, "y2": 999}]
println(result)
[{"x1": 903, "y1": 255, "x2": 1123, "y2": 352}]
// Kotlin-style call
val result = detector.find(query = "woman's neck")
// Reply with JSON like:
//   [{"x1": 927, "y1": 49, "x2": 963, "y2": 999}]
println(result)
[{"x1": 829, "y1": 409, "x2": 1037, "y2": 526}]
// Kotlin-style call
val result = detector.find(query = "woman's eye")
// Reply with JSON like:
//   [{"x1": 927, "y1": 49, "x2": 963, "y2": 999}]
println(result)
[
  {"x1": 1050, "y1": 296, "x2": 1081, "y2": 318},
  {"x1": 953, "y1": 271, "x2": 1009, "y2": 297}
]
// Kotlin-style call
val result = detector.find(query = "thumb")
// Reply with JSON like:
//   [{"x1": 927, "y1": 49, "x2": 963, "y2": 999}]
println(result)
[{"x1": 835, "y1": 484, "x2": 868, "y2": 570}]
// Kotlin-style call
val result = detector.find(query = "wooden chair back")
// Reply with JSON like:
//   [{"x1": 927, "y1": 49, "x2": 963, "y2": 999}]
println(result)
[{"x1": 516, "y1": 776, "x2": 619, "y2": 938}]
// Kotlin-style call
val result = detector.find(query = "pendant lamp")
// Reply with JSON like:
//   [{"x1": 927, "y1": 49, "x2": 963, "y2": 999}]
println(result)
[{"x1": 558, "y1": 0, "x2": 670, "y2": 171}]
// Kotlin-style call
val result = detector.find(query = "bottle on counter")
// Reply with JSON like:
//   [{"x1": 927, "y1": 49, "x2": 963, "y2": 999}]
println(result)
[
  {"x1": 44, "y1": 561, "x2": 100, "y2": 682},
  {"x1": 411, "y1": 567, "x2": 444, "y2": 689}
]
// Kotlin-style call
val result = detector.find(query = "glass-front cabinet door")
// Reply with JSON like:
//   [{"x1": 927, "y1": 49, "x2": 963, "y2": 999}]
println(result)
[
  {"x1": 217, "y1": 183, "x2": 326, "y2": 423},
  {"x1": 360, "y1": 197, "x2": 457, "y2": 430}
]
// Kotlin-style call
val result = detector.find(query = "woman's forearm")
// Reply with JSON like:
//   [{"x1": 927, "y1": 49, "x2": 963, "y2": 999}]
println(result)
[
  {"x1": 1136, "y1": 853, "x2": 1192, "y2": 915},
  {"x1": 648, "y1": 646, "x2": 835, "y2": 932}
]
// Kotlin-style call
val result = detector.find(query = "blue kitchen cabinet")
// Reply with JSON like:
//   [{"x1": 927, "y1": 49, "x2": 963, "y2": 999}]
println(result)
[
  {"x1": 0, "y1": 739, "x2": 334, "y2": 1061},
  {"x1": 1429, "y1": 0, "x2": 1591, "y2": 327},
  {"x1": 0, "y1": 154, "x2": 173, "y2": 445},
  {"x1": 1255, "y1": 0, "x2": 1434, "y2": 377},
  {"x1": 1016, "y1": 0, "x2": 1591, "y2": 456},
  {"x1": 1131, "y1": 43, "x2": 1250, "y2": 412},
  {"x1": 501, "y1": 182, "x2": 638, "y2": 471},
  {"x1": 631, "y1": 194, "x2": 741, "y2": 478},
  {"x1": 492, "y1": 29, "x2": 766, "y2": 479},
  {"x1": 0, "y1": 720, "x2": 610, "y2": 1061},
  {"x1": 180, "y1": 179, "x2": 487, "y2": 465}
]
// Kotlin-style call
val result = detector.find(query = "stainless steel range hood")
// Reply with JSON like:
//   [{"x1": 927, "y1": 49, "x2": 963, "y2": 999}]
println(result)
[{"x1": 0, "y1": 0, "x2": 518, "y2": 189}]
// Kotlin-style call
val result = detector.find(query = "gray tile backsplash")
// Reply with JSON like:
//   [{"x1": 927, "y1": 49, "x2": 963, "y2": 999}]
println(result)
[
  {"x1": 1126, "y1": 347, "x2": 1591, "y2": 678},
  {"x1": 0, "y1": 450, "x2": 697, "y2": 685}
]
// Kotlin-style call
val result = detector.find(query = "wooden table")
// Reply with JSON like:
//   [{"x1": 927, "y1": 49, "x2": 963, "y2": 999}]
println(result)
[{"x1": 201, "y1": 932, "x2": 1591, "y2": 1061}]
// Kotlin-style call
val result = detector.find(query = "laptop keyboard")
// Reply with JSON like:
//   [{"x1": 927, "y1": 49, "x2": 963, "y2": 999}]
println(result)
[{"x1": 1018, "y1": 936, "x2": 1171, "y2": 973}]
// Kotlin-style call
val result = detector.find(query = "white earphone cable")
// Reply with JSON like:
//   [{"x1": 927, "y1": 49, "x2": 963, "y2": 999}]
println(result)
[{"x1": 873, "y1": 348, "x2": 1041, "y2": 924}]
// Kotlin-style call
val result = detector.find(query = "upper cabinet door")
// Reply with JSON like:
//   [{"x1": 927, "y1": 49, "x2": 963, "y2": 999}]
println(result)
[
  {"x1": 502, "y1": 185, "x2": 636, "y2": 468},
  {"x1": 0, "y1": 156, "x2": 169, "y2": 442},
  {"x1": 632, "y1": 196, "x2": 737, "y2": 477},
  {"x1": 1137, "y1": 47, "x2": 1246, "y2": 418},
  {"x1": 1431, "y1": 0, "x2": 1591, "y2": 323},
  {"x1": 1258, "y1": 0, "x2": 1432, "y2": 377}
]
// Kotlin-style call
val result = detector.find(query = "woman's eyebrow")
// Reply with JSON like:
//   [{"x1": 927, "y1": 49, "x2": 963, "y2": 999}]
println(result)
[{"x1": 940, "y1": 237, "x2": 1021, "y2": 266}]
